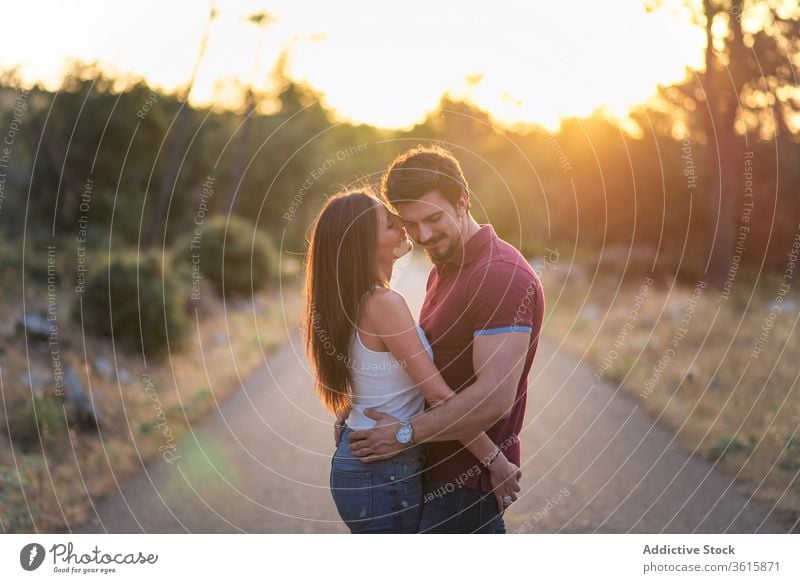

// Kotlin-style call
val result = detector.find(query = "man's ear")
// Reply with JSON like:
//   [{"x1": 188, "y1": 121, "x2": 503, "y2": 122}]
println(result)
[{"x1": 457, "y1": 190, "x2": 469, "y2": 214}]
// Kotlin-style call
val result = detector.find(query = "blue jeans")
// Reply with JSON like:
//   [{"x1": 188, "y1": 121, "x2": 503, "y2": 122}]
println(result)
[
  {"x1": 330, "y1": 424, "x2": 426, "y2": 533},
  {"x1": 418, "y1": 478, "x2": 507, "y2": 533}
]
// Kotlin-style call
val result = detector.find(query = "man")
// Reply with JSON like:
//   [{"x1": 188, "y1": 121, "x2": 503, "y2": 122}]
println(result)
[{"x1": 347, "y1": 145, "x2": 545, "y2": 533}]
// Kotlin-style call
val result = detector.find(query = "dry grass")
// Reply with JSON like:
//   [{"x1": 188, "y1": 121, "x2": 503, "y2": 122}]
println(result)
[
  {"x1": 0, "y1": 284, "x2": 301, "y2": 533},
  {"x1": 539, "y1": 266, "x2": 800, "y2": 527}
]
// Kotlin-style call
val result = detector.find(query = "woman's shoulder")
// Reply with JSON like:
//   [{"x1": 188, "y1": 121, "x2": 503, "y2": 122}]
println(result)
[
  {"x1": 363, "y1": 285, "x2": 406, "y2": 306},
  {"x1": 361, "y1": 287, "x2": 411, "y2": 321}
]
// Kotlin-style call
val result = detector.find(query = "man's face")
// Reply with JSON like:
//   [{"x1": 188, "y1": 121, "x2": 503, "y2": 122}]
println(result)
[{"x1": 394, "y1": 190, "x2": 465, "y2": 265}]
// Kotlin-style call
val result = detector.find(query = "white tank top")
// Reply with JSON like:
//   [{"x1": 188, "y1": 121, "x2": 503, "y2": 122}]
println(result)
[{"x1": 346, "y1": 324, "x2": 433, "y2": 429}]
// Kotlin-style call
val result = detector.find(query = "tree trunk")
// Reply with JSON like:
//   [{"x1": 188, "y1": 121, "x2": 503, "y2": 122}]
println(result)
[
  {"x1": 704, "y1": 0, "x2": 742, "y2": 289},
  {"x1": 143, "y1": 105, "x2": 192, "y2": 248}
]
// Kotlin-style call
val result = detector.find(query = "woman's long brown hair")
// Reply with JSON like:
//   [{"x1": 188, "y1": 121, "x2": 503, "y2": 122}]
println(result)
[{"x1": 304, "y1": 190, "x2": 384, "y2": 414}]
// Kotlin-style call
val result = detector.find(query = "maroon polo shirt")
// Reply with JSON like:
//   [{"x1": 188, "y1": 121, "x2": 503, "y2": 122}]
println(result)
[{"x1": 419, "y1": 224, "x2": 544, "y2": 493}]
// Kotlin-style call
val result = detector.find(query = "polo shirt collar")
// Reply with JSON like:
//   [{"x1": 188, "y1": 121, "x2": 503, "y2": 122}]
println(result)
[{"x1": 444, "y1": 224, "x2": 495, "y2": 268}]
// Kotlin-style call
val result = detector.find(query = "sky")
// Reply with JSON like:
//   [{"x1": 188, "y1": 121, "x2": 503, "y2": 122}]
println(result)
[{"x1": 0, "y1": 0, "x2": 707, "y2": 130}]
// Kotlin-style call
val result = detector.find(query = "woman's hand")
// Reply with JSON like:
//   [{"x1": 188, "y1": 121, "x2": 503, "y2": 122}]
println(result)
[
  {"x1": 334, "y1": 406, "x2": 351, "y2": 446},
  {"x1": 488, "y1": 452, "x2": 522, "y2": 513}
]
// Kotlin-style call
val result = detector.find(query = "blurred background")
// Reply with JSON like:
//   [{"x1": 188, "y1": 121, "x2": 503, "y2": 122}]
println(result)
[{"x1": 0, "y1": 0, "x2": 798, "y2": 533}]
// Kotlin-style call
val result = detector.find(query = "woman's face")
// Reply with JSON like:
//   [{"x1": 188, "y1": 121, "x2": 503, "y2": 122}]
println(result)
[{"x1": 376, "y1": 204, "x2": 412, "y2": 269}]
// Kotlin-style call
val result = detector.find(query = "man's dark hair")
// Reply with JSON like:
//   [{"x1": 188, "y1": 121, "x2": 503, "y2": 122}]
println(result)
[{"x1": 381, "y1": 145, "x2": 470, "y2": 211}]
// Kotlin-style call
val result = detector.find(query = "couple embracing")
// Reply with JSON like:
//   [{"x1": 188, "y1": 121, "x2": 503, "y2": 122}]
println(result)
[{"x1": 304, "y1": 146, "x2": 544, "y2": 533}]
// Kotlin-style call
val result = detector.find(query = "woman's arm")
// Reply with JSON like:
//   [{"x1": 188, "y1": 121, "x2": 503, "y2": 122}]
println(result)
[{"x1": 361, "y1": 288, "x2": 510, "y2": 469}]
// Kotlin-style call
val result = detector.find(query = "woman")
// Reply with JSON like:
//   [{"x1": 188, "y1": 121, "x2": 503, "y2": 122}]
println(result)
[{"x1": 304, "y1": 188, "x2": 520, "y2": 533}]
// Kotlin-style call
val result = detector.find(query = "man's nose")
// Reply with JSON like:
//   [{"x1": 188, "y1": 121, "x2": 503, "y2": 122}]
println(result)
[{"x1": 418, "y1": 225, "x2": 434, "y2": 243}]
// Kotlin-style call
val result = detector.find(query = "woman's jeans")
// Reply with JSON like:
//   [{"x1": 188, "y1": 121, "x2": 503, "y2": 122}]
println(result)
[{"x1": 330, "y1": 424, "x2": 426, "y2": 533}]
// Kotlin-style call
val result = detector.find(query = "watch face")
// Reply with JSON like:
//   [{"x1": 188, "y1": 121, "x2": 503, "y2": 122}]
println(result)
[{"x1": 396, "y1": 424, "x2": 412, "y2": 444}]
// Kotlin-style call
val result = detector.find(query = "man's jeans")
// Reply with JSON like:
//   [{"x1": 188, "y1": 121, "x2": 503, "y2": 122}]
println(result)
[
  {"x1": 330, "y1": 425, "x2": 426, "y2": 533},
  {"x1": 418, "y1": 477, "x2": 506, "y2": 533}
]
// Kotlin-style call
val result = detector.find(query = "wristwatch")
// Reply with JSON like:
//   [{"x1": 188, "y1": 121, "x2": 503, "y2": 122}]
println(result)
[{"x1": 395, "y1": 419, "x2": 414, "y2": 445}]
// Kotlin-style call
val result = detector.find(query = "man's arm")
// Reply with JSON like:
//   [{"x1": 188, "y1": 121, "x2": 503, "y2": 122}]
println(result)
[
  {"x1": 408, "y1": 258, "x2": 539, "y2": 443},
  {"x1": 349, "y1": 257, "x2": 541, "y2": 456},
  {"x1": 353, "y1": 288, "x2": 517, "y2": 463},
  {"x1": 410, "y1": 330, "x2": 529, "y2": 443},
  {"x1": 348, "y1": 331, "x2": 529, "y2": 458}
]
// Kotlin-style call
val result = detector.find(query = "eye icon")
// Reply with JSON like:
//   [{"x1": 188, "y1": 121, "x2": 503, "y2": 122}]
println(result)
[{"x1": 20, "y1": 543, "x2": 46, "y2": 571}]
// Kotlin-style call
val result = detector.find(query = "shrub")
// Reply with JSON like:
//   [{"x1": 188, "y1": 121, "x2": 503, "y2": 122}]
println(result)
[
  {"x1": 74, "y1": 252, "x2": 188, "y2": 356},
  {"x1": 7, "y1": 394, "x2": 68, "y2": 450},
  {"x1": 708, "y1": 435, "x2": 756, "y2": 460},
  {"x1": 195, "y1": 215, "x2": 277, "y2": 298},
  {"x1": 779, "y1": 437, "x2": 800, "y2": 472}
]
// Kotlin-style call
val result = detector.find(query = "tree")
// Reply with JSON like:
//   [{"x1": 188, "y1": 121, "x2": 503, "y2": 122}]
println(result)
[
  {"x1": 226, "y1": 11, "x2": 277, "y2": 214},
  {"x1": 143, "y1": 0, "x2": 217, "y2": 248},
  {"x1": 649, "y1": 0, "x2": 800, "y2": 287}
]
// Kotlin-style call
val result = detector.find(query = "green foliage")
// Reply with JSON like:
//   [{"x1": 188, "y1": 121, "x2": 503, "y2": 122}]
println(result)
[
  {"x1": 708, "y1": 435, "x2": 757, "y2": 461},
  {"x1": 7, "y1": 394, "x2": 68, "y2": 449},
  {"x1": 779, "y1": 437, "x2": 800, "y2": 472},
  {"x1": 0, "y1": 241, "x2": 21, "y2": 284},
  {"x1": 196, "y1": 215, "x2": 278, "y2": 298},
  {"x1": 1, "y1": 55, "x2": 798, "y2": 280},
  {"x1": 0, "y1": 456, "x2": 47, "y2": 532},
  {"x1": 74, "y1": 252, "x2": 188, "y2": 356}
]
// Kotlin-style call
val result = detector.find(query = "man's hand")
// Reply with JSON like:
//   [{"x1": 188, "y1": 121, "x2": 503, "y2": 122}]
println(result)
[
  {"x1": 348, "y1": 409, "x2": 405, "y2": 463},
  {"x1": 487, "y1": 454, "x2": 522, "y2": 513}
]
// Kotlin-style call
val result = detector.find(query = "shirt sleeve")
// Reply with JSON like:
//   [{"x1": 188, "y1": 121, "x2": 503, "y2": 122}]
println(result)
[{"x1": 465, "y1": 259, "x2": 539, "y2": 337}]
